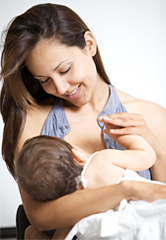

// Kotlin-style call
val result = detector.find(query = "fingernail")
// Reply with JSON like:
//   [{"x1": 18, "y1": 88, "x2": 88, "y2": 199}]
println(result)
[
  {"x1": 103, "y1": 116, "x2": 109, "y2": 119},
  {"x1": 110, "y1": 129, "x2": 115, "y2": 133}
]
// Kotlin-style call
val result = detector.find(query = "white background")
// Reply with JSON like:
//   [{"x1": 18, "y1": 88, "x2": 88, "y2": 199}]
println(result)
[{"x1": 0, "y1": 0, "x2": 166, "y2": 227}]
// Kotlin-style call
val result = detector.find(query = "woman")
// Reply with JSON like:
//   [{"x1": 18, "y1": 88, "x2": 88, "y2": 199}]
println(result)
[{"x1": 1, "y1": 3, "x2": 166, "y2": 237}]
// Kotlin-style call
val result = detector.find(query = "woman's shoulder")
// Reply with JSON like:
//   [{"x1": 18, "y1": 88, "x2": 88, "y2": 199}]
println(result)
[
  {"x1": 117, "y1": 88, "x2": 166, "y2": 134},
  {"x1": 18, "y1": 97, "x2": 54, "y2": 152},
  {"x1": 117, "y1": 88, "x2": 166, "y2": 116}
]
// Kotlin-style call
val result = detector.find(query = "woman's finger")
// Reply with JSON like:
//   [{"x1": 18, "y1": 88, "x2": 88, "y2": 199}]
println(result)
[
  {"x1": 104, "y1": 126, "x2": 144, "y2": 137},
  {"x1": 99, "y1": 112, "x2": 144, "y2": 128}
]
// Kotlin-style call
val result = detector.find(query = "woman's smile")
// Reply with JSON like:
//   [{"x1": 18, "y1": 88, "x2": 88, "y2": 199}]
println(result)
[
  {"x1": 65, "y1": 84, "x2": 81, "y2": 100},
  {"x1": 26, "y1": 39, "x2": 98, "y2": 107}
]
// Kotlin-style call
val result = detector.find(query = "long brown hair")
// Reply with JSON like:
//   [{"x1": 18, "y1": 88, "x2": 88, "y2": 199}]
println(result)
[{"x1": 0, "y1": 3, "x2": 110, "y2": 178}]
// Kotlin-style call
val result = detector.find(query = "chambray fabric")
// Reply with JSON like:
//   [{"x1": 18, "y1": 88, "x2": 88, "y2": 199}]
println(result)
[
  {"x1": 41, "y1": 84, "x2": 151, "y2": 180},
  {"x1": 43, "y1": 84, "x2": 151, "y2": 236}
]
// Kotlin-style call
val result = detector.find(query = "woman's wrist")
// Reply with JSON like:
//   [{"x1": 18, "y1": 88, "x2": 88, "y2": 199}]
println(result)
[
  {"x1": 150, "y1": 149, "x2": 166, "y2": 183},
  {"x1": 117, "y1": 180, "x2": 134, "y2": 201}
]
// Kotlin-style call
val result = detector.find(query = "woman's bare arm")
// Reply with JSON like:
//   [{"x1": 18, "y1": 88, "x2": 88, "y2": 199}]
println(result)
[
  {"x1": 24, "y1": 225, "x2": 71, "y2": 240},
  {"x1": 101, "y1": 94, "x2": 166, "y2": 183},
  {"x1": 18, "y1": 182, "x2": 125, "y2": 231},
  {"x1": 98, "y1": 117, "x2": 156, "y2": 171},
  {"x1": 18, "y1": 97, "x2": 166, "y2": 232},
  {"x1": 19, "y1": 178, "x2": 166, "y2": 232}
]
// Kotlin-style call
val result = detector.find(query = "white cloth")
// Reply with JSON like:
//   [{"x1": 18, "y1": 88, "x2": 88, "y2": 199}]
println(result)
[
  {"x1": 65, "y1": 168, "x2": 166, "y2": 240},
  {"x1": 80, "y1": 152, "x2": 98, "y2": 188},
  {"x1": 116, "y1": 168, "x2": 165, "y2": 184},
  {"x1": 65, "y1": 199, "x2": 166, "y2": 240}
]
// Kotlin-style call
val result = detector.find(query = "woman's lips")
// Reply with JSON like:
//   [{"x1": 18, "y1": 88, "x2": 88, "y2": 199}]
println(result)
[
  {"x1": 68, "y1": 85, "x2": 79, "y2": 96},
  {"x1": 65, "y1": 84, "x2": 81, "y2": 100}
]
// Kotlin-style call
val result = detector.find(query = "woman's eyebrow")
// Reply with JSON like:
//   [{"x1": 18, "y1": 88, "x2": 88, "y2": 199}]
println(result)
[
  {"x1": 53, "y1": 58, "x2": 70, "y2": 71},
  {"x1": 34, "y1": 58, "x2": 70, "y2": 78}
]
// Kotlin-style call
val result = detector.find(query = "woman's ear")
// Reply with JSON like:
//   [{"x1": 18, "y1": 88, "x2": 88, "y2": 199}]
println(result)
[{"x1": 84, "y1": 31, "x2": 97, "y2": 57}]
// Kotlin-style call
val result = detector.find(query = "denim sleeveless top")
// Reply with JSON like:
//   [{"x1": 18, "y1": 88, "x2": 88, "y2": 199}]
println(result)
[{"x1": 41, "y1": 84, "x2": 151, "y2": 179}]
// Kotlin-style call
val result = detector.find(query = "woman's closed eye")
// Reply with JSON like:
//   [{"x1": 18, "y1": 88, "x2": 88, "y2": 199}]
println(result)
[
  {"x1": 36, "y1": 65, "x2": 72, "y2": 84},
  {"x1": 39, "y1": 77, "x2": 50, "y2": 84},
  {"x1": 60, "y1": 65, "x2": 72, "y2": 75}
]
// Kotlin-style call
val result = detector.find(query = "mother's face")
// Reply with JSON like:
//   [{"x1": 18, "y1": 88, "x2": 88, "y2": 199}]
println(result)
[{"x1": 25, "y1": 32, "x2": 99, "y2": 107}]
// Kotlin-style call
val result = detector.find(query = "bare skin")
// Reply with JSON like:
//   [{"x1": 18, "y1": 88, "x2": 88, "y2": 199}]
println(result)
[
  {"x1": 19, "y1": 88, "x2": 166, "y2": 181},
  {"x1": 115, "y1": 89, "x2": 166, "y2": 183},
  {"x1": 25, "y1": 225, "x2": 72, "y2": 240},
  {"x1": 19, "y1": 88, "x2": 166, "y2": 238},
  {"x1": 16, "y1": 33, "x2": 166, "y2": 237},
  {"x1": 24, "y1": 181, "x2": 166, "y2": 239}
]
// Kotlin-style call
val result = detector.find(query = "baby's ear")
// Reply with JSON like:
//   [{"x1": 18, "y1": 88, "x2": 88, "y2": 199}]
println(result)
[{"x1": 71, "y1": 147, "x2": 87, "y2": 166}]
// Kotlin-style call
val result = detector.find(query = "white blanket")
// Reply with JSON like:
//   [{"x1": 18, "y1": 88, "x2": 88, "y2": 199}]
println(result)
[{"x1": 65, "y1": 199, "x2": 166, "y2": 240}]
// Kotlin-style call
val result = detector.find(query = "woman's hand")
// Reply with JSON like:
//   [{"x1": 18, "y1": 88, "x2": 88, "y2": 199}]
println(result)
[
  {"x1": 99, "y1": 112, "x2": 153, "y2": 142},
  {"x1": 99, "y1": 112, "x2": 166, "y2": 183},
  {"x1": 99, "y1": 112, "x2": 162, "y2": 153}
]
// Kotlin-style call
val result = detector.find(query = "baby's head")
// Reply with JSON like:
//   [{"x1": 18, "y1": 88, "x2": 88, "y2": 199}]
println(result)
[{"x1": 16, "y1": 135, "x2": 84, "y2": 201}]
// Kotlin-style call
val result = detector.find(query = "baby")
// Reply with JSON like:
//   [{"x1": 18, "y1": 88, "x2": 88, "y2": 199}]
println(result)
[
  {"x1": 15, "y1": 117, "x2": 156, "y2": 201},
  {"x1": 15, "y1": 115, "x2": 157, "y2": 239}
]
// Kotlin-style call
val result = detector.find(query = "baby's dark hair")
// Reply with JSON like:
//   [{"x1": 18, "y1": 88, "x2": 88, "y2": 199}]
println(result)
[{"x1": 15, "y1": 135, "x2": 83, "y2": 201}]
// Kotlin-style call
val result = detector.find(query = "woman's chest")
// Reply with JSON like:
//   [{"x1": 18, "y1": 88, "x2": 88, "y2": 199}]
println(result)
[{"x1": 64, "y1": 113, "x2": 106, "y2": 155}]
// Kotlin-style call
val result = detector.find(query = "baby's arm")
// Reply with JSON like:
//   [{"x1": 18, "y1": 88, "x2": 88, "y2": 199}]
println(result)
[{"x1": 99, "y1": 115, "x2": 156, "y2": 171}]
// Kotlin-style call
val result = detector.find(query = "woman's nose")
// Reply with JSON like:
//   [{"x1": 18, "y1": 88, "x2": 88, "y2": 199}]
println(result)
[{"x1": 52, "y1": 78, "x2": 70, "y2": 95}]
